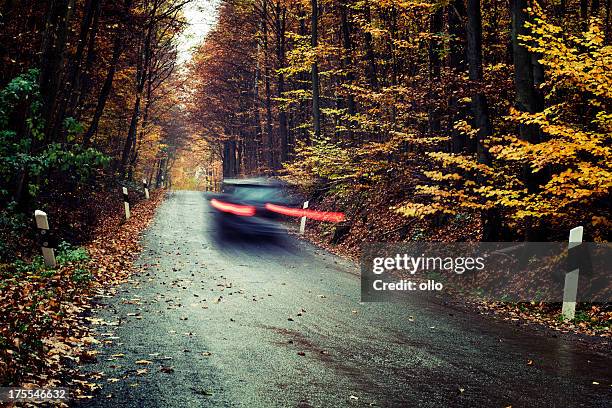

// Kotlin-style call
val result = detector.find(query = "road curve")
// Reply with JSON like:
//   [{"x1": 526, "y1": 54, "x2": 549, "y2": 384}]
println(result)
[{"x1": 77, "y1": 191, "x2": 611, "y2": 408}]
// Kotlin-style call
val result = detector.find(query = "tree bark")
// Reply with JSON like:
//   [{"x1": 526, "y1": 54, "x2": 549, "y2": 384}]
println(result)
[
  {"x1": 121, "y1": 0, "x2": 159, "y2": 177},
  {"x1": 511, "y1": 0, "x2": 542, "y2": 143},
  {"x1": 71, "y1": 0, "x2": 102, "y2": 120},
  {"x1": 275, "y1": 2, "x2": 289, "y2": 163},
  {"x1": 363, "y1": 2, "x2": 378, "y2": 90},
  {"x1": 39, "y1": 0, "x2": 71, "y2": 142},
  {"x1": 606, "y1": 0, "x2": 610, "y2": 43},
  {"x1": 311, "y1": 0, "x2": 321, "y2": 139},
  {"x1": 340, "y1": 0, "x2": 356, "y2": 116},
  {"x1": 428, "y1": 7, "x2": 443, "y2": 134},
  {"x1": 467, "y1": 0, "x2": 492, "y2": 164},
  {"x1": 581, "y1": 0, "x2": 589, "y2": 30},
  {"x1": 511, "y1": 0, "x2": 548, "y2": 240},
  {"x1": 449, "y1": 0, "x2": 468, "y2": 153},
  {"x1": 83, "y1": 0, "x2": 133, "y2": 146},
  {"x1": 54, "y1": 0, "x2": 100, "y2": 140},
  {"x1": 262, "y1": 0, "x2": 275, "y2": 169},
  {"x1": 593, "y1": 0, "x2": 600, "y2": 14}
]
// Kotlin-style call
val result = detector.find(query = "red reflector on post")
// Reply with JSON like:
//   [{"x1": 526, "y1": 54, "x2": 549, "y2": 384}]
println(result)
[
  {"x1": 264, "y1": 203, "x2": 345, "y2": 223},
  {"x1": 211, "y1": 199, "x2": 256, "y2": 216}
]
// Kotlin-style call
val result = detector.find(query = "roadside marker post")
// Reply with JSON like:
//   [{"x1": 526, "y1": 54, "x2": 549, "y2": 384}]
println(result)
[
  {"x1": 122, "y1": 187, "x2": 131, "y2": 219},
  {"x1": 299, "y1": 201, "x2": 309, "y2": 235},
  {"x1": 34, "y1": 210, "x2": 57, "y2": 268},
  {"x1": 562, "y1": 226, "x2": 583, "y2": 321},
  {"x1": 143, "y1": 179, "x2": 150, "y2": 199}
]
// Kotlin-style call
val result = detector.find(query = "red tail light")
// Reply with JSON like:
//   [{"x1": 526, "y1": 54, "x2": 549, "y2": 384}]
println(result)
[
  {"x1": 264, "y1": 203, "x2": 345, "y2": 223},
  {"x1": 211, "y1": 199, "x2": 256, "y2": 216}
]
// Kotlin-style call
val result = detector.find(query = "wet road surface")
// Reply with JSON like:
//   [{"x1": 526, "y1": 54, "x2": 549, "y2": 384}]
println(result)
[{"x1": 78, "y1": 191, "x2": 611, "y2": 407}]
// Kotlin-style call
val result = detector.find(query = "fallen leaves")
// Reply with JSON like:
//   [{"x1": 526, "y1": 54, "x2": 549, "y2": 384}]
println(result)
[
  {"x1": 0, "y1": 190, "x2": 165, "y2": 396},
  {"x1": 159, "y1": 366, "x2": 175, "y2": 374},
  {"x1": 301, "y1": 205, "x2": 611, "y2": 340}
]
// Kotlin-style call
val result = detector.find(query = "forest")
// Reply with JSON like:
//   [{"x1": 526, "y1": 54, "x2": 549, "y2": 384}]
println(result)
[
  {"x1": 0, "y1": 0, "x2": 189, "y2": 259},
  {"x1": 0, "y1": 0, "x2": 192, "y2": 386},
  {"x1": 186, "y1": 0, "x2": 611, "y2": 243},
  {"x1": 0, "y1": 0, "x2": 610, "y2": 396}
]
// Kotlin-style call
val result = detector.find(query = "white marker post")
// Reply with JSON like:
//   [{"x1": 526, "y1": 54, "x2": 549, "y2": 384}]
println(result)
[
  {"x1": 34, "y1": 210, "x2": 57, "y2": 268},
  {"x1": 122, "y1": 187, "x2": 131, "y2": 219},
  {"x1": 299, "y1": 201, "x2": 309, "y2": 235},
  {"x1": 562, "y1": 226, "x2": 583, "y2": 321},
  {"x1": 142, "y1": 179, "x2": 150, "y2": 199}
]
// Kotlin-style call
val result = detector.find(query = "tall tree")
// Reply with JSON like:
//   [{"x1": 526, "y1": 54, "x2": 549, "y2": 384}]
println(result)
[
  {"x1": 428, "y1": 6, "x2": 443, "y2": 134},
  {"x1": 275, "y1": 1, "x2": 289, "y2": 162},
  {"x1": 466, "y1": 0, "x2": 492, "y2": 164},
  {"x1": 311, "y1": 0, "x2": 321, "y2": 139},
  {"x1": 83, "y1": 0, "x2": 134, "y2": 146}
]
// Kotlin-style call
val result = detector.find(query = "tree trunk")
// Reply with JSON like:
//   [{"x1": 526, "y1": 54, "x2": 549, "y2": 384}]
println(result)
[
  {"x1": 83, "y1": 0, "x2": 133, "y2": 146},
  {"x1": 223, "y1": 140, "x2": 238, "y2": 177},
  {"x1": 253, "y1": 61, "x2": 263, "y2": 170},
  {"x1": 581, "y1": 0, "x2": 589, "y2": 30},
  {"x1": 71, "y1": 0, "x2": 102, "y2": 120},
  {"x1": 363, "y1": 2, "x2": 378, "y2": 90},
  {"x1": 53, "y1": 0, "x2": 100, "y2": 140},
  {"x1": 606, "y1": 0, "x2": 610, "y2": 43},
  {"x1": 311, "y1": 0, "x2": 321, "y2": 139},
  {"x1": 262, "y1": 0, "x2": 275, "y2": 169},
  {"x1": 428, "y1": 7, "x2": 443, "y2": 134},
  {"x1": 511, "y1": 0, "x2": 548, "y2": 238},
  {"x1": 466, "y1": 0, "x2": 492, "y2": 164},
  {"x1": 511, "y1": 0, "x2": 542, "y2": 143},
  {"x1": 275, "y1": 2, "x2": 289, "y2": 163},
  {"x1": 449, "y1": 0, "x2": 468, "y2": 153},
  {"x1": 593, "y1": 0, "x2": 600, "y2": 14},
  {"x1": 121, "y1": 0, "x2": 158, "y2": 177},
  {"x1": 340, "y1": 0, "x2": 356, "y2": 116},
  {"x1": 339, "y1": 0, "x2": 357, "y2": 142},
  {"x1": 39, "y1": 0, "x2": 71, "y2": 142}
]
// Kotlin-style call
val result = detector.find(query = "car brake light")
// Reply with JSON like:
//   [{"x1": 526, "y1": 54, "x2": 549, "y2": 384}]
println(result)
[
  {"x1": 264, "y1": 203, "x2": 345, "y2": 223},
  {"x1": 211, "y1": 198, "x2": 256, "y2": 216}
]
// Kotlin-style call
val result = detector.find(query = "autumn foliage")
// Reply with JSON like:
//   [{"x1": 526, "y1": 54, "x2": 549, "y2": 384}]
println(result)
[
  {"x1": 187, "y1": 0, "x2": 611, "y2": 241},
  {"x1": 0, "y1": 0, "x2": 188, "y2": 260},
  {"x1": 0, "y1": 191, "x2": 164, "y2": 391}
]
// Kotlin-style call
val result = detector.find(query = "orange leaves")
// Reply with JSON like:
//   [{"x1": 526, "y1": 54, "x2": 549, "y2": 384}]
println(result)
[
  {"x1": 396, "y1": 10, "x2": 612, "y2": 232},
  {"x1": 0, "y1": 190, "x2": 165, "y2": 394}
]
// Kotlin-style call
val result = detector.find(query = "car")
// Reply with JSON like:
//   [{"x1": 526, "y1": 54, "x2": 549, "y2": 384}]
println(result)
[{"x1": 208, "y1": 178, "x2": 297, "y2": 236}]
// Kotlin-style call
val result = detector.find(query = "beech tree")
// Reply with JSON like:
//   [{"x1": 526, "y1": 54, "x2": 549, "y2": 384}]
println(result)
[
  {"x1": 186, "y1": 0, "x2": 610, "y2": 239},
  {"x1": 0, "y1": 0, "x2": 188, "y2": 212}
]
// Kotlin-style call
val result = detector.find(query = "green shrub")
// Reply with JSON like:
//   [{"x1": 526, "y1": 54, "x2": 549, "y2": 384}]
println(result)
[{"x1": 56, "y1": 241, "x2": 89, "y2": 264}]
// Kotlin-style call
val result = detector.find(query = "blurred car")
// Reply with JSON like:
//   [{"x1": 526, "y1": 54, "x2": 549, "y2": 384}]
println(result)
[{"x1": 209, "y1": 178, "x2": 298, "y2": 236}]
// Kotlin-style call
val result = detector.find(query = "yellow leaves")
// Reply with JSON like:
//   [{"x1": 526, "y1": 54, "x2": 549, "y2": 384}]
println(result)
[
  {"x1": 522, "y1": 7, "x2": 612, "y2": 101},
  {"x1": 423, "y1": 171, "x2": 462, "y2": 181},
  {"x1": 393, "y1": 202, "x2": 449, "y2": 218}
]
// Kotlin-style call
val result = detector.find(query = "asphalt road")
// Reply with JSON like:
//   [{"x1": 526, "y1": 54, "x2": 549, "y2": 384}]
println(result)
[{"x1": 77, "y1": 191, "x2": 611, "y2": 408}]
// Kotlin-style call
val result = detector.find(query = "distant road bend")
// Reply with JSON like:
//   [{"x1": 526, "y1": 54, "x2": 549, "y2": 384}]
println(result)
[{"x1": 78, "y1": 191, "x2": 612, "y2": 408}]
